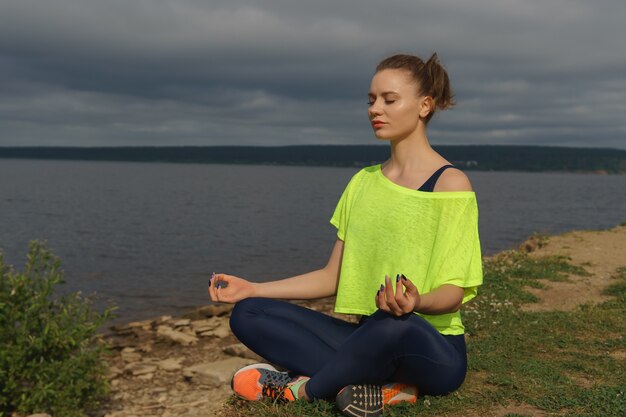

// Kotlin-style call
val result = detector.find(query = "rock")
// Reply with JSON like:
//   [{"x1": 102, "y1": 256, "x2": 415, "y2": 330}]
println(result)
[
  {"x1": 125, "y1": 362, "x2": 158, "y2": 376},
  {"x1": 158, "y1": 358, "x2": 184, "y2": 372},
  {"x1": 107, "y1": 365, "x2": 123, "y2": 379},
  {"x1": 122, "y1": 352, "x2": 142, "y2": 363},
  {"x1": 182, "y1": 304, "x2": 234, "y2": 320},
  {"x1": 173, "y1": 318, "x2": 191, "y2": 327},
  {"x1": 518, "y1": 235, "x2": 547, "y2": 253},
  {"x1": 199, "y1": 325, "x2": 231, "y2": 339},
  {"x1": 137, "y1": 372, "x2": 154, "y2": 381},
  {"x1": 137, "y1": 343, "x2": 153, "y2": 353},
  {"x1": 183, "y1": 357, "x2": 256, "y2": 387},
  {"x1": 27, "y1": 414, "x2": 52, "y2": 417},
  {"x1": 156, "y1": 325, "x2": 198, "y2": 346},
  {"x1": 222, "y1": 343, "x2": 261, "y2": 360},
  {"x1": 180, "y1": 327, "x2": 197, "y2": 337},
  {"x1": 190, "y1": 319, "x2": 220, "y2": 333},
  {"x1": 127, "y1": 319, "x2": 153, "y2": 330},
  {"x1": 107, "y1": 335, "x2": 137, "y2": 349},
  {"x1": 121, "y1": 347, "x2": 142, "y2": 363},
  {"x1": 105, "y1": 413, "x2": 135, "y2": 417},
  {"x1": 109, "y1": 324, "x2": 135, "y2": 336}
]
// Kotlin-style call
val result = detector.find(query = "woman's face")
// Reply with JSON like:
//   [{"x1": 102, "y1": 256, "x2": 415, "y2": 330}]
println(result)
[{"x1": 367, "y1": 69, "x2": 431, "y2": 141}]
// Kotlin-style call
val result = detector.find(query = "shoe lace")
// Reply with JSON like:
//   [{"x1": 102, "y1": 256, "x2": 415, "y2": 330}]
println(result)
[{"x1": 262, "y1": 382, "x2": 288, "y2": 401}]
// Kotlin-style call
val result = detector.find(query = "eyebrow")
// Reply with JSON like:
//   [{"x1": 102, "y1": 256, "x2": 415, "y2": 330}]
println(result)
[{"x1": 368, "y1": 91, "x2": 400, "y2": 97}]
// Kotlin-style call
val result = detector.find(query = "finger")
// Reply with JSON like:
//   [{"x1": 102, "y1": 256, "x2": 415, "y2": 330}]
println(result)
[
  {"x1": 384, "y1": 274, "x2": 402, "y2": 316},
  {"x1": 401, "y1": 274, "x2": 420, "y2": 297},
  {"x1": 208, "y1": 272, "x2": 217, "y2": 301},
  {"x1": 377, "y1": 283, "x2": 390, "y2": 313},
  {"x1": 400, "y1": 274, "x2": 421, "y2": 311},
  {"x1": 210, "y1": 272, "x2": 222, "y2": 302},
  {"x1": 217, "y1": 276, "x2": 236, "y2": 303},
  {"x1": 395, "y1": 273, "x2": 405, "y2": 298},
  {"x1": 395, "y1": 273, "x2": 411, "y2": 311},
  {"x1": 217, "y1": 273, "x2": 240, "y2": 304}
]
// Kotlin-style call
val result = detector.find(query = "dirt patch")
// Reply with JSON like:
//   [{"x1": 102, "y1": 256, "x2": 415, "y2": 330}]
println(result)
[
  {"x1": 519, "y1": 224, "x2": 626, "y2": 312},
  {"x1": 491, "y1": 402, "x2": 549, "y2": 417},
  {"x1": 609, "y1": 350, "x2": 626, "y2": 361},
  {"x1": 565, "y1": 372, "x2": 594, "y2": 389}
]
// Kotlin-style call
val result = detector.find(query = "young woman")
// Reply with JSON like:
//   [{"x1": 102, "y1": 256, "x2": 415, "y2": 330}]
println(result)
[{"x1": 208, "y1": 52, "x2": 483, "y2": 417}]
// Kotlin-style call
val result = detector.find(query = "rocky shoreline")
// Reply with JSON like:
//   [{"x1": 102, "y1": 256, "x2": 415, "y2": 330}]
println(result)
[{"x1": 98, "y1": 296, "x2": 357, "y2": 417}]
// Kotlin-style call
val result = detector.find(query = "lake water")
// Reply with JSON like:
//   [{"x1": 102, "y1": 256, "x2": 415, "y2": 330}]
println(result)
[{"x1": 1, "y1": 159, "x2": 625, "y2": 322}]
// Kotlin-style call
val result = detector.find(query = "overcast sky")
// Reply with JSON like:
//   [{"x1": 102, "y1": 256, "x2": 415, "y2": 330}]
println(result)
[{"x1": 1, "y1": 0, "x2": 625, "y2": 149}]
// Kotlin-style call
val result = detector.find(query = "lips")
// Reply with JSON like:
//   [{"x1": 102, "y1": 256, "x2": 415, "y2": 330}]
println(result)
[{"x1": 372, "y1": 120, "x2": 386, "y2": 127}]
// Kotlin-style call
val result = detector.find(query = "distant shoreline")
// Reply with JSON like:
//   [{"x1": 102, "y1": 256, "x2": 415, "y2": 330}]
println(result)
[
  {"x1": 1, "y1": 144, "x2": 625, "y2": 174},
  {"x1": 0, "y1": 158, "x2": 624, "y2": 176}
]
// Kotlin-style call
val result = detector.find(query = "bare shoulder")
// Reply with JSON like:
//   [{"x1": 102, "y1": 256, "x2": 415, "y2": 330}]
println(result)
[{"x1": 435, "y1": 167, "x2": 474, "y2": 192}]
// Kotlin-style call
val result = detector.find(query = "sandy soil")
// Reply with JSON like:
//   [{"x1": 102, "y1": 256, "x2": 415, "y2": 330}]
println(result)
[{"x1": 520, "y1": 223, "x2": 626, "y2": 312}]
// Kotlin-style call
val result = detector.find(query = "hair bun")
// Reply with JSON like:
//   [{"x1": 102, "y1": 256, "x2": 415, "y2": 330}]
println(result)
[{"x1": 424, "y1": 53, "x2": 455, "y2": 111}]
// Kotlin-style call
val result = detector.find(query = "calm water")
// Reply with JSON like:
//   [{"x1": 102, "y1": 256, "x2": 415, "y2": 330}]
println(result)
[{"x1": 1, "y1": 159, "x2": 625, "y2": 322}]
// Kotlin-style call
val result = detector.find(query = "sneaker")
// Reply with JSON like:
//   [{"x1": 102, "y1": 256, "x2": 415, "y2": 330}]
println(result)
[
  {"x1": 230, "y1": 363, "x2": 285, "y2": 391},
  {"x1": 335, "y1": 382, "x2": 418, "y2": 417},
  {"x1": 230, "y1": 362, "x2": 302, "y2": 402}
]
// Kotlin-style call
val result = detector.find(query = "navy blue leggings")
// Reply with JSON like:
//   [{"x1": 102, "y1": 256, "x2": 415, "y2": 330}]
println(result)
[{"x1": 229, "y1": 297, "x2": 467, "y2": 401}]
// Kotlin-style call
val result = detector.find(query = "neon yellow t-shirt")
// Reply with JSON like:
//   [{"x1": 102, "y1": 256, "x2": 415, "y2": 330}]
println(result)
[{"x1": 329, "y1": 163, "x2": 483, "y2": 335}]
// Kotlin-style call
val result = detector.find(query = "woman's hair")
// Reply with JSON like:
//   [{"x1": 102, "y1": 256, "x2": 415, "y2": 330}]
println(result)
[{"x1": 375, "y1": 53, "x2": 455, "y2": 124}]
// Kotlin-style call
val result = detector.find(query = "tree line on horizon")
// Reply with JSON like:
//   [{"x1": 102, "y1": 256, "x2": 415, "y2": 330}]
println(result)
[{"x1": 0, "y1": 145, "x2": 624, "y2": 173}]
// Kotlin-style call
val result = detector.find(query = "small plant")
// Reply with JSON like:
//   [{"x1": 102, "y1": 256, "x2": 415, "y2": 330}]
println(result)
[{"x1": 0, "y1": 241, "x2": 116, "y2": 417}]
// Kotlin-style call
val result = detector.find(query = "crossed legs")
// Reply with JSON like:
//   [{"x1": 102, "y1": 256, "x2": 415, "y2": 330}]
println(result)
[{"x1": 229, "y1": 297, "x2": 466, "y2": 401}]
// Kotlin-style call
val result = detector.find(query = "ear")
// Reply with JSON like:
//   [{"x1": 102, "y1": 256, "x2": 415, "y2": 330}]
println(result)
[{"x1": 419, "y1": 96, "x2": 434, "y2": 119}]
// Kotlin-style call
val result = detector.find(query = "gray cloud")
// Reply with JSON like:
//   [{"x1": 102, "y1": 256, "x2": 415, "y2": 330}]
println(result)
[{"x1": 1, "y1": 0, "x2": 625, "y2": 148}]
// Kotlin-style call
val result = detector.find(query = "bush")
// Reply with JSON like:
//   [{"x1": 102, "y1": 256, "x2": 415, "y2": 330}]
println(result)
[{"x1": 0, "y1": 241, "x2": 115, "y2": 417}]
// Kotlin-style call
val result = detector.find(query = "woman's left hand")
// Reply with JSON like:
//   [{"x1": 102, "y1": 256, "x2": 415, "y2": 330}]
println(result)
[{"x1": 375, "y1": 274, "x2": 421, "y2": 316}]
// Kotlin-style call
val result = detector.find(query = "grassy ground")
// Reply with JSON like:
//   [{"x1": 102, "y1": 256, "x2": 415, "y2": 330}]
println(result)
[{"x1": 218, "y1": 242, "x2": 626, "y2": 417}]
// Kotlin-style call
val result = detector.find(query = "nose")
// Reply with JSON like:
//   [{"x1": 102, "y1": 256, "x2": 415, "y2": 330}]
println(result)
[{"x1": 368, "y1": 100, "x2": 383, "y2": 118}]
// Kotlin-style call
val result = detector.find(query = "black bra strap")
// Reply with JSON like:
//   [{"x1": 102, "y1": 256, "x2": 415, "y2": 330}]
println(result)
[{"x1": 417, "y1": 165, "x2": 456, "y2": 192}]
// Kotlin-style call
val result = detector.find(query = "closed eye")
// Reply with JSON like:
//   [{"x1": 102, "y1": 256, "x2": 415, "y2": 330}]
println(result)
[{"x1": 367, "y1": 100, "x2": 395, "y2": 105}]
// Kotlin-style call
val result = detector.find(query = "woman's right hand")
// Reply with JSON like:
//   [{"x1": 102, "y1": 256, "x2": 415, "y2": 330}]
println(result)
[{"x1": 208, "y1": 272, "x2": 256, "y2": 304}]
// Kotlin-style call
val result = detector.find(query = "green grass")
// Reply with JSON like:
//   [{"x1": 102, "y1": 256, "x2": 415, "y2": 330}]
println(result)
[{"x1": 219, "y1": 256, "x2": 626, "y2": 417}]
